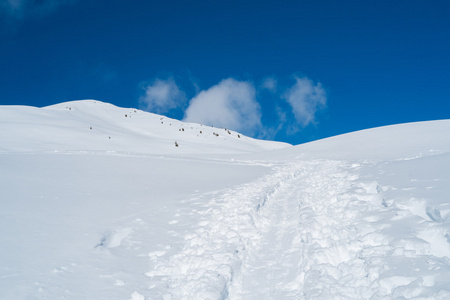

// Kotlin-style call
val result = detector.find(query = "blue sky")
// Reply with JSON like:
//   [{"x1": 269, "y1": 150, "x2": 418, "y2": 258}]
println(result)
[{"x1": 1, "y1": 0, "x2": 449, "y2": 144}]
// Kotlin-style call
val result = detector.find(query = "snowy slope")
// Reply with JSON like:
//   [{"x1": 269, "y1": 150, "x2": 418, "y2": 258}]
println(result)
[
  {"x1": 0, "y1": 100, "x2": 288, "y2": 155},
  {"x1": 1, "y1": 101, "x2": 450, "y2": 300},
  {"x1": 256, "y1": 120, "x2": 450, "y2": 161}
]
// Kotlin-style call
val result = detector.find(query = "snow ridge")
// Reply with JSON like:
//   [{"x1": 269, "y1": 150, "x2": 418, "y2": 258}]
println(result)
[{"x1": 0, "y1": 100, "x2": 289, "y2": 154}]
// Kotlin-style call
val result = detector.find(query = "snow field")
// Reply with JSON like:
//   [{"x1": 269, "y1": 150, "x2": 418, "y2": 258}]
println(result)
[
  {"x1": 1, "y1": 101, "x2": 449, "y2": 299},
  {"x1": 0, "y1": 152, "x2": 269, "y2": 299}
]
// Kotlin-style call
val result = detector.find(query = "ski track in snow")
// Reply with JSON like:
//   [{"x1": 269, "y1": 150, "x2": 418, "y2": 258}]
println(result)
[{"x1": 145, "y1": 159, "x2": 450, "y2": 300}]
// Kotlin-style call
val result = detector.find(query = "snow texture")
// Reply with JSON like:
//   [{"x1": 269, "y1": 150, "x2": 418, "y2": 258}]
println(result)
[{"x1": 1, "y1": 100, "x2": 450, "y2": 299}]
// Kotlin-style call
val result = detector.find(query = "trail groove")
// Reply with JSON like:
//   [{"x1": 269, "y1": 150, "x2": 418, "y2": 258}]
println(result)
[{"x1": 146, "y1": 159, "x2": 450, "y2": 299}]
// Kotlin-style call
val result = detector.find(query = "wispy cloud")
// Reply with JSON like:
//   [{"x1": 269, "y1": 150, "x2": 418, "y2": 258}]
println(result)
[
  {"x1": 183, "y1": 78, "x2": 262, "y2": 136},
  {"x1": 283, "y1": 76, "x2": 327, "y2": 128},
  {"x1": 257, "y1": 106, "x2": 287, "y2": 140},
  {"x1": 261, "y1": 77, "x2": 277, "y2": 93},
  {"x1": 139, "y1": 78, "x2": 187, "y2": 114},
  {"x1": 1, "y1": 0, "x2": 75, "y2": 19}
]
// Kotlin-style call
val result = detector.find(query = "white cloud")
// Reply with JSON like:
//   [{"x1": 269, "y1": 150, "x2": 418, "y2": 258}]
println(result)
[
  {"x1": 136, "y1": 73, "x2": 327, "y2": 140},
  {"x1": 183, "y1": 78, "x2": 262, "y2": 135},
  {"x1": 284, "y1": 77, "x2": 327, "y2": 128},
  {"x1": 140, "y1": 78, "x2": 186, "y2": 114},
  {"x1": 1, "y1": 0, "x2": 75, "y2": 19},
  {"x1": 261, "y1": 77, "x2": 277, "y2": 92}
]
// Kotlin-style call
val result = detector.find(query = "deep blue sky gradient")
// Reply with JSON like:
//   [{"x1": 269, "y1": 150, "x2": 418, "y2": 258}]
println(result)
[{"x1": 1, "y1": 0, "x2": 449, "y2": 144}]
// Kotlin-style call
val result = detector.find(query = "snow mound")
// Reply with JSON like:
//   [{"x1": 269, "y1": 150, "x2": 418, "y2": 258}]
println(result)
[
  {"x1": 298, "y1": 120, "x2": 450, "y2": 160},
  {"x1": 252, "y1": 119, "x2": 450, "y2": 161}
]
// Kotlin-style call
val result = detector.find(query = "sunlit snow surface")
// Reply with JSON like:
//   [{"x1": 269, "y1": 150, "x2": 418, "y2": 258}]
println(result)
[{"x1": 1, "y1": 100, "x2": 450, "y2": 299}]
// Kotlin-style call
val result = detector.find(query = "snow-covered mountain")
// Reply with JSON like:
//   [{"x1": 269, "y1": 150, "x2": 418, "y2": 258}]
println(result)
[
  {"x1": 1, "y1": 100, "x2": 450, "y2": 300},
  {"x1": 0, "y1": 100, "x2": 288, "y2": 155}
]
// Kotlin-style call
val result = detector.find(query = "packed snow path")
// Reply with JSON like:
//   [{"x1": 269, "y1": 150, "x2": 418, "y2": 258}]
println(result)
[{"x1": 145, "y1": 158, "x2": 450, "y2": 299}]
